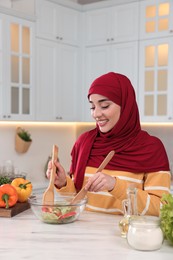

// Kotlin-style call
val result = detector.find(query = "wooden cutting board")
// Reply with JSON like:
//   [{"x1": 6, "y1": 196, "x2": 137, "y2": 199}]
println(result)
[{"x1": 0, "y1": 202, "x2": 30, "y2": 217}]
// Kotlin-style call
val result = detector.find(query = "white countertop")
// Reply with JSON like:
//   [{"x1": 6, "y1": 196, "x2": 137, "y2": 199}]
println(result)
[{"x1": 0, "y1": 209, "x2": 172, "y2": 260}]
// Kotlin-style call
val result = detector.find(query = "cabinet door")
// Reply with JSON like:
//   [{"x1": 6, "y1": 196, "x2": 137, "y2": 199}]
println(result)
[
  {"x1": 55, "y1": 44, "x2": 79, "y2": 121},
  {"x1": 139, "y1": 37, "x2": 173, "y2": 122},
  {"x1": 84, "y1": 7, "x2": 111, "y2": 46},
  {"x1": 111, "y1": 41, "x2": 138, "y2": 94},
  {"x1": 111, "y1": 2, "x2": 139, "y2": 42},
  {"x1": 83, "y1": 45, "x2": 110, "y2": 121},
  {"x1": 140, "y1": 0, "x2": 173, "y2": 40},
  {"x1": 36, "y1": 0, "x2": 79, "y2": 46},
  {"x1": 84, "y1": 2, "x2": 139, "y2": 47},
  {"x1": 56, "y1": 5, "x2": 79, "y2": 46},
  {"x1": 36, "y1": 39, "x2": 79, "y2": 122},
  {"x1": 36, "y1": 0, "x2": 56, "y2": 40},
  {"x1": 0, "y1": 17, "x2": 2, "y2": 118},
  {"x1": 36, "y1": 39, "x2": 57, "y2": 121},
  {"x1": 2, "y1": 15, "x2": 35, "y2": 121}
]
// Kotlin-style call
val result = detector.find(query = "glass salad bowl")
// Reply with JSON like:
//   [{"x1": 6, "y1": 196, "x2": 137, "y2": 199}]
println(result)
[{"x1": 28, "y1": 192, "x2": 87, "y2": 224}]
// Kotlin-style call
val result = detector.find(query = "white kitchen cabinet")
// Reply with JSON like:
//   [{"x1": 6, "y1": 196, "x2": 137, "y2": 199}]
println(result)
[
  {"x1": 140, "y1": 0, "x2": 173, "y2": 40},
  {"x1": 0, "y1": 17, "x2": 2, "y2": 117},
  {"x1": 139, "y1": 37, "x2": 173, "y2": 122},
  {"x1": 84, "y1": 2, "x2": 139, "y2": 46},
  {"x1": 36, "y1": 38, "x2": 79, "y2": 121},
  {"x1": 35, "y1": 0, "x2": 81, "y2": 122},
  {"x1": 0, "y1": 14, "x2": 35, "y2": 121},
  {"x1": 36, "y1": 0, "x2": 80, "y2": 46},
  {"x1": 83, "y1": 41, "x2": 138, "y2": 121}
]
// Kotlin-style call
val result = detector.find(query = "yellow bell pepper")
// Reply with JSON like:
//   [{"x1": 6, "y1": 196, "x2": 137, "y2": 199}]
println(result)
[{"x1": 11, "y1": 178, "x2": 32, "y2": 202}]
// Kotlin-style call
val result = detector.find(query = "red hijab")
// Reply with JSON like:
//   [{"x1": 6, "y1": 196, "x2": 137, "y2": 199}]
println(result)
[{"x1": 70, "y1": 72, "x2": 169, "y2": 191}]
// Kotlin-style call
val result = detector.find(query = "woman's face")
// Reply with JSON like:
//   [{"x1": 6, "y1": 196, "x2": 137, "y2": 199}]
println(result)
[{"x1": 89, "y1": 94, "x2": 121, "y2": 133}]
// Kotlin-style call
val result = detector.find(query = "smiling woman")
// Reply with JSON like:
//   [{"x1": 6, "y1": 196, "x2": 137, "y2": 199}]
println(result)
[
  {"x1": 46, "y1": 72, "x2": 171, "y2": 217},
  {"x1": 89, "y1": 95, "x2": 121, "y2": 133}
]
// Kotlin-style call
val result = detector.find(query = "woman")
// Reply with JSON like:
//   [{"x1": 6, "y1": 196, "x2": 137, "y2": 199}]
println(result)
[{"x1": 47, "y1": 72, "x2": 171, "y2": 216}]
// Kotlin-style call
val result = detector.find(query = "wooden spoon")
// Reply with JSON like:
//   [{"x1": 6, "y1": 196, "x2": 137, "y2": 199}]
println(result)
[
  {"x1": 71, "y1": 150, "x2": 115, "y2": 204},
  {"x1": 42, "y1": 145, "x2": 58, "y2": 205}
]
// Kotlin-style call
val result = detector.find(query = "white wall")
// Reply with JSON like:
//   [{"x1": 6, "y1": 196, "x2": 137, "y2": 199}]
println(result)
[{"x1": 0, "y1": 123, "x2": 76, "y2": 188}]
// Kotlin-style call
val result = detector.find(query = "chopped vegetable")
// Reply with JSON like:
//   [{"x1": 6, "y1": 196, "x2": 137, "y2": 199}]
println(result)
[
  {"x1": 11, "y1": 178, "x2": 32, "y2": 202},
  {"x1": 59, "y1": 211, "x2": 76, "y2": 219},
  {"x1": 0, "y1": 184, "x2": 18, "y2": 208},
  {"x1": 160, "y1": 193, "x2": 173, "y2": 245},
  {"x1": 41, "y1": 205, "x2": 77, "y2": 224}
]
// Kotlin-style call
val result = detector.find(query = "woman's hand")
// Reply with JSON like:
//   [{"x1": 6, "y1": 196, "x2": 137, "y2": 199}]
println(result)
[
  {"x1": 84, "y1": 172, "x2": 116, "y2": 192},
  {"x1": 46, "y1": 160, "x2": 67, "y2": 189}
]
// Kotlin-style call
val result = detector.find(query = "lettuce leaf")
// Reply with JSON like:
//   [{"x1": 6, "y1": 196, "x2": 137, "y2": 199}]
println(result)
[{"x1": 160, "y1": 193, "x2": 173, "y2": 245}]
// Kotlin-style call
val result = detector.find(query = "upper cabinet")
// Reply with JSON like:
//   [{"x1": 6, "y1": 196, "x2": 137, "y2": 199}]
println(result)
[
  {"x1": 36, "y1": 0, "x2": 80, "y2": 46},
  {"x1": 0, "y1": 15, "x2": 4, "y2": 119},
  {"x1": 84, "y1": 2, "x2": 139, "y2": 46},
  {"x1": 138, "y1": 0, "x2": 173, "y2": 122},
  {"x1": 36, "y1": 38, "x2": 79, "y2": 122},
  {"x1": 140, "y1": 0, "x2": 173, "y2": 39},
  {"x1": 1, "y1": 0, "x2": 173, "y2": 123},
  {"x1": 35, "y1": 0, "x2": 81, "y2": 121},
  {"x1": 139, "y1": 37, "x2": 173, "y2": 122},
  {"x1": 82, "y1": 2, "x2": 139, "y2": 121},
  {"x1": 0, "y1": 14, "x2": 35, "y2": 121}
]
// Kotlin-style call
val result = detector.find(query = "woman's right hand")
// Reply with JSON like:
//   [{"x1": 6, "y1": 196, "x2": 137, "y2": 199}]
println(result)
[{"x1": 46, "y1": 160, "x2": 67, "y2": 189}]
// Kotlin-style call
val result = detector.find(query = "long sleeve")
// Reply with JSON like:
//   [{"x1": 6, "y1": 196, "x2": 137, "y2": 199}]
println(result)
[
  {"x1": 55, "y1": 175, "x2": 76, "y2": 194},
  {"x1": 110, "y1": 170, "x2": 171, "y2": 216}
]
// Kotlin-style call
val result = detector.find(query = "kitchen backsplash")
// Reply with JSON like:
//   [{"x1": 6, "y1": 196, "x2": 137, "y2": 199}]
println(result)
[
  {"x1": 0, "y1": 123, "x2": 172, "y2": 187},
  {"x1": 0, "y1": 123, "x2": 76, "y2": 186}
]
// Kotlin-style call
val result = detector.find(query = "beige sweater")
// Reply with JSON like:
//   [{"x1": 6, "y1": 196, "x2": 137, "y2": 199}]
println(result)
[{"x1": 57, "y1": 166, "x2": 171, "y2": 216}]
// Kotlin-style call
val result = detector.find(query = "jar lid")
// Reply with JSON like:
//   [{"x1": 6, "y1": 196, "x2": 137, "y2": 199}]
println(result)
[{"x1": 129, "y1": 216, "x2": 161, "y2": 227}]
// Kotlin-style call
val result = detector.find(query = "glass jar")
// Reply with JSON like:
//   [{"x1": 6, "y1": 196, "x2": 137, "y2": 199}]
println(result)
[{"x1": 127, "y1": 216, "x2": 164, "y2": 251}]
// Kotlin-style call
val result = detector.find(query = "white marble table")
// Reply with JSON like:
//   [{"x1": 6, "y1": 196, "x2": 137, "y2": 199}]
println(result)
[{"x1": 0, "y1": 209, "x2": 172, "y2": 260}]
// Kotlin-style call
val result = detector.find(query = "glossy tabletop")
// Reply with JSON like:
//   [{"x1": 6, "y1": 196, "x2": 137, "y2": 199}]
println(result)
[{"x1": 0, "y1": 209, "x2": 172, "y2": 260}]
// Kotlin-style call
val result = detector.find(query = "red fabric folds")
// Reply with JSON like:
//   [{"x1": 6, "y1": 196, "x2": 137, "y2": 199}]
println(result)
[{"x1": 70, "y1": 72, "x2": 169, "y2": 191}]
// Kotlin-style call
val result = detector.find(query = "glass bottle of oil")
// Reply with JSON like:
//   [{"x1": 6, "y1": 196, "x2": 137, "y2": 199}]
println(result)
[
  {"x1": 119, "y1": 199, "x2": 130, "y2": 238},
  {"x1": 119, "y1": 186, "x2": 138, "y2": 238}
]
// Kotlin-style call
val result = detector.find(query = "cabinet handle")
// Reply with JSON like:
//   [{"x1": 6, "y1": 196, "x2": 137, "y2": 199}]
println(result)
[
  {"x1": 60, "y1": 37, "x2": 63, "y2": 40},
  {"x1": 106, "y1": 38, "x2": 110, "y2": 42},
  {"x1": 56, "y1": 116, "x2": 63, "y2": 120},
  {"x1": 56, "y1": 36, "x2": 60, "y2": 39},
  {"x1": 111, "y1": 38, "x2": 114, "y2": 41},
  {"x1": 168, "y1": 117, "x2": 172, "y2": 120},
  {"x1": 2, "y1": 115, "x2": 11, "y2": 118},
  {"x1": 170, "y1": 30, "x2": 173, "y2": 33}
]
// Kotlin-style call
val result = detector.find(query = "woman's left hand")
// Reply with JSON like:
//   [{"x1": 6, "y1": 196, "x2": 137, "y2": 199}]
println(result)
[{"x1": 85, "y1": 172, "x2": 116, "y2": 192}]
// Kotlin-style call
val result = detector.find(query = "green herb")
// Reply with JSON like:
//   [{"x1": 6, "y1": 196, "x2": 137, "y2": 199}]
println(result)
[
  {"x1": 160, "y1": 193, "x2": 173, "y2": 245},
  {"x1": 18, "y1": 128, "x2": 32, "y2": 142},
  {"x1": 0, "y1": 176, "x2": 11, "y2": 185}
]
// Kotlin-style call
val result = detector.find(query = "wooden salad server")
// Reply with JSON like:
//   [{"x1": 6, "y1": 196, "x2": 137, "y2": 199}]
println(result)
[
  {"x1": 71, "y1": 150, "x2": 115, "y2": 204},
  {"x1": 42, "y1": 145, "x2": 58, "y2": 205}
]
